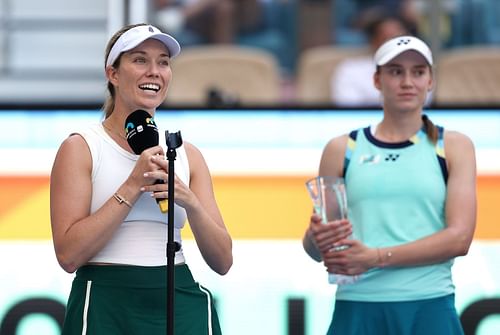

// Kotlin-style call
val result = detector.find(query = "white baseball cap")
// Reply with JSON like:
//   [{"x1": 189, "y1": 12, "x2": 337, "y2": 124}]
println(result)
[
  {"x1": 374, "y1": 36, "x2": 433, "y2": 66},
  {"x1": 106, "y1": 24, "x2": 181, "y2": 68}
]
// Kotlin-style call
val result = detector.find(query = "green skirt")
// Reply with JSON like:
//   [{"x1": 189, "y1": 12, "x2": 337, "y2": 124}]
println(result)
[{"x1": 62, "y1": 264, "x2": 222, "y2": 335}]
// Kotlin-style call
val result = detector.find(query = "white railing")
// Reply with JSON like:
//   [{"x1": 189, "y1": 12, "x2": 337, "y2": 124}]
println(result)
[{"x1": 0, "y1": 0, "x2": 147, "y2": 104}]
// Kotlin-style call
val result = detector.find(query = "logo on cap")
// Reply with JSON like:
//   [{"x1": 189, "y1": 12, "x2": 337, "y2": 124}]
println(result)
[
  {"x1": 397, "y1": 38, "x2": 411, "y2": 46},
  {"x1": 149, "y1": 26, "x2": 154, "y2": 33}
]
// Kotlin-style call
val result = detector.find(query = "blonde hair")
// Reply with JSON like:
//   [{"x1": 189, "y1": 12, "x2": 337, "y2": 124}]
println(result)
[{"x1": 102, "y1": 23, "x2": 148, "y2": 119}]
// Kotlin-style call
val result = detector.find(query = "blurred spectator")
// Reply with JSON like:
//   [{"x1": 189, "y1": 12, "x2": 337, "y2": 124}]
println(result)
[
  {"x1": 330, "y1": 14, "x2": 412, "y2": 107},
  {"x1": 353, "y1": 0, "x2": 419, "y2": 32},
  {"x1": 153, "y1": 0, "x2": 264, "y2": 44}
]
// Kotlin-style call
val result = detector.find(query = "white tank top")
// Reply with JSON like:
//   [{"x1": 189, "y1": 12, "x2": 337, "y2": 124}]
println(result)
[{"x1": 76, "y1": 123, "x2": 190, "y2": 266}]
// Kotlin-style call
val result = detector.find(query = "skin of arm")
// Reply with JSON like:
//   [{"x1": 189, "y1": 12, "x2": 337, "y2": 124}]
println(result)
[
  {"x1": 144, "y1": 142, "x2": 233, "y2": 275},
  {"x1": 323, "y1": 130, "x2": 477, "y2": 276},
  {"x1": 50, "y1": 135, "x2": 166, "y2": 273}
]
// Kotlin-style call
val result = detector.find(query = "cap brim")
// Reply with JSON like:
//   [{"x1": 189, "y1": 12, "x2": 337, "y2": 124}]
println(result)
[
  {"x1": 377, "y1": 47, "x2": 432, "y2": 66},
  {"x1": 106, "y1": 25, "x2": 181, "y2": 68},
  {"x1": 374, "y1": 36, "x2": 433, "y2": 66},
  {"x1": 377, "y1": 48, "x2": 411, "y2": 66},
  {"x1": 123, "y1": 33, "x2": 181, "y2": 59}
]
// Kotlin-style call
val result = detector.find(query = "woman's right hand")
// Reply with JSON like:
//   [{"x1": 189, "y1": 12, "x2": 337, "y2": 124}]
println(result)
[
  {"x1": 308, "y1": 214, "x2": 352, "y2": 255},
  {"x1": 127, "y1": 145, "x2": 166, "y2": 190}
]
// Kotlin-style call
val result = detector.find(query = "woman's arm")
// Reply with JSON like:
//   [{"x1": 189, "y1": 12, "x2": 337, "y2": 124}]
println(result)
[
  {"x1": 50, "y1": 135, "x2": 163, "y2": 273},
  {"x1": 378, "y1": 130, "x2": 477, "y2": 266},
  {"x1": 147, "y1": 142, "x2": 233, "y2": 275},
  {"x1": 184, "y1": 142, "x2": 233, "y2": 275},
  {"x1": 303, "y1": 134, "x2": 352, "y2": 261}
]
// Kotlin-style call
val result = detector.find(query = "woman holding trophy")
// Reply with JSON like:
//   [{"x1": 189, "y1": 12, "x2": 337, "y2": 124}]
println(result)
[{"x1": 303, "y1": 35, "x2": 476, "y2": 335}]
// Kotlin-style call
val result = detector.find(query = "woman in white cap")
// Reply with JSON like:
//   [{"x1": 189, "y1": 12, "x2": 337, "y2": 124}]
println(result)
[
  {"x1": 303, "y1": 35, "x2": 476, "y2": 334},
  {"x1": 50, "y1": 23, "x2": 232, "y2": 334}
]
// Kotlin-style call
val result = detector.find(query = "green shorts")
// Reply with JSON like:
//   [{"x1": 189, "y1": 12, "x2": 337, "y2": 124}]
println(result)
[
  {"x1": 328, "y1": 294, "x2": 463, "y2": 335},
  {"x1": 62, "y1": 264, "x2": 222, "y2": 335}
]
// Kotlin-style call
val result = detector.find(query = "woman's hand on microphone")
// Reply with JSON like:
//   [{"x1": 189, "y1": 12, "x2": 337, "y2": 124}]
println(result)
[
  {"x1": 128, "y1": 145, "x2": 165, "y2": 190},
  {"x1": 142, "y1": 154, "x2": 197, "y2": 210}
]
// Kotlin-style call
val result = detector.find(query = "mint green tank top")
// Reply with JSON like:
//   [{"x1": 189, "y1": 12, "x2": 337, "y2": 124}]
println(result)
[{"x1": 336, "y1": 124, "x2": 454, "y2": 302}]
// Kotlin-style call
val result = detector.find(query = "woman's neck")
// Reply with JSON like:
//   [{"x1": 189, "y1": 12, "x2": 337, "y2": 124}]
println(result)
[
  {"x1": 375, "y1": 113, "x2": 423, "y2": 142},
  {"x1": 102, "y1": 112, "x2": 131, "y2": 152}
]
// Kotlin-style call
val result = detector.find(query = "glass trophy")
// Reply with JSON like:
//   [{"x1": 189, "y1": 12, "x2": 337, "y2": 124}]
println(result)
[{"x1": 305, "y1": 176, "x2": 358, "y2": 284}]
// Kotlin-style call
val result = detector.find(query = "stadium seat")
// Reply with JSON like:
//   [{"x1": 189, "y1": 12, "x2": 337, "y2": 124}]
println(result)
[
  {"x1": 295, "y1": 46, "x2": 369, "y2": 105},
  {"x1": 434, "y1": 47, "x2": 500, "y2": 105},
  {"x1": 165, "y1": 45, "x2": 282, "y2": 106}
]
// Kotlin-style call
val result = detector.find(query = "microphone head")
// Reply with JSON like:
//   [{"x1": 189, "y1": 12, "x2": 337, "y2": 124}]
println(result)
[{"x1": 124, "y1": 110, "x2": 159, "y2": 154}]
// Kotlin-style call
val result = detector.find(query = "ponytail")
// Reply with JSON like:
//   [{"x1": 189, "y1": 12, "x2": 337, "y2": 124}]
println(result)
[{"x1": 422, "y1": 114, "x2": 438, "y2": 144}]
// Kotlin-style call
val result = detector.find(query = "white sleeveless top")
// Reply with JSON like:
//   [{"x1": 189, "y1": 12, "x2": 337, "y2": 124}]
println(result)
[{"x1": 76, "y1": 123, "x2": 190, "y2": 266}]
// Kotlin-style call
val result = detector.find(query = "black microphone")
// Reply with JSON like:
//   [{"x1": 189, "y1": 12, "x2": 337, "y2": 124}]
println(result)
[{"x1": 125, "y1": 110, "x2": 168, "y2": 213}]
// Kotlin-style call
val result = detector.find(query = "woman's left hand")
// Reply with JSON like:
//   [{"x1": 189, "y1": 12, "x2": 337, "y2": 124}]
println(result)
[
  {"x1": 141, "y1": 155, "x2": 198, "y2": 210},
  {"x1": 321, "y1": 239, "x2": 378, "y2": 276}
]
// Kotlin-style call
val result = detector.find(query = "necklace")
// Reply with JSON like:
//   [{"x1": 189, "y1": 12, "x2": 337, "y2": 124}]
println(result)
[{"x1": 102, "y1": 122, "x2": 127, "y2": 140}]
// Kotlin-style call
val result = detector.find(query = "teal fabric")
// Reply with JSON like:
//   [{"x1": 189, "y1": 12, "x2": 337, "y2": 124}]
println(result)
[
  {"x1": 328, "y1": 294, "x2": 464, "y2": 335},
  {"x1": 338, "y1": 126, "x2": 453, "y2": 302},
  {"x1": 62, "y1": 264, "x2": 221, "y2": 335}
]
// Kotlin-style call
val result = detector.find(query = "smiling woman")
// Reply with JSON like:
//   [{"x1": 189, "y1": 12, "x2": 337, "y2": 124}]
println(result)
[
  {"x1": 49, "y1": 23, "x2": 232, "y2": 335},
  {"x1": 103, "y1": 25, "x2": 178, "y2": 123}
]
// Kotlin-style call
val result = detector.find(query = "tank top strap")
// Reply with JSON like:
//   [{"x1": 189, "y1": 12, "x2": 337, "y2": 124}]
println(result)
[{"x1": 343, "y1": 129, "x2": 360, "y2": 178}]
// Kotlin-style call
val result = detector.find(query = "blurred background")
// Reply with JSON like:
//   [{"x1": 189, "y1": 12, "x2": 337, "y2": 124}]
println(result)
[
  {"x1": 0, "y1": 0, "x2": 499, "y2": 334},
  {"x1": 0, "y1": 0, "x2": 499, "y2": 107}
]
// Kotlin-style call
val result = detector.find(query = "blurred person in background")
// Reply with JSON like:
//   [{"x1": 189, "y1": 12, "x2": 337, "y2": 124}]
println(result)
[
  {"x1": 50, "y1": 23, "x2": 232, "y2": 334},
  {"x1": 304, "y1": 35, "x2": 476, "y2": 334},
  {"x1": 330, "y1": 13, "x2": 412, "y2": 107},
  {"x1": 352, "y1": 0, "x2": 419, "y2": 29},
  {"x1": 153, "y1": 0, "x2": 264, "y2": 44}
]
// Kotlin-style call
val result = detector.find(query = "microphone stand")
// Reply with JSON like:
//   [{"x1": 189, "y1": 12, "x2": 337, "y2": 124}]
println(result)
[{"x1": 165, "y1": 131, "x2": 182, "y2": 335}]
